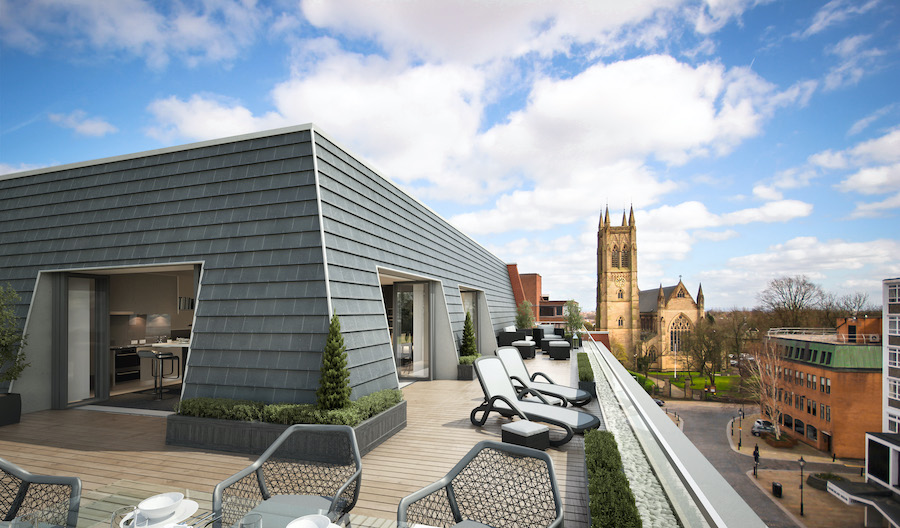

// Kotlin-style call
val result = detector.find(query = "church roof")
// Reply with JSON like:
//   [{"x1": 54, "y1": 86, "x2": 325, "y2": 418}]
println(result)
[{"x1": 639, "y1": 285, "x2": 676, "y2": 312}]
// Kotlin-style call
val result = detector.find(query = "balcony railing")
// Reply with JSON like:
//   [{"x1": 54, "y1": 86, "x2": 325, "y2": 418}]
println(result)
[
  {"x1": 582, "y1": 331, "x2": 766, "y2": 528},
  {"x1": 768, "y1": 328, "x2": 882, "y2": 344}
]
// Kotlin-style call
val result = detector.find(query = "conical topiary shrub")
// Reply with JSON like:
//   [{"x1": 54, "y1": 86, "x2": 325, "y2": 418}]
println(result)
[
  {"x1": 316, "y1": 312, "x2": 351, "y2": 410},
  {"x1": 459, "y1": 311, "x2": 478, "y2": 361}
]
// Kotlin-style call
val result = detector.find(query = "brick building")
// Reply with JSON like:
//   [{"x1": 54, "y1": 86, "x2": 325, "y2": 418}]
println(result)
[{"x1": 762, "y1": 327, "x2": 882, "y2": 458}]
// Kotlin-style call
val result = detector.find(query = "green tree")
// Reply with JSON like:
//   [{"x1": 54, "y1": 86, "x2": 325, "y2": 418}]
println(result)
[
  {"x1": 316, "y1": 313, "x2": 351, "y2": 410},
  {"x1": 459, "y1": 311, "x2": 478, "y2": 360},
  {"x1": 0, "y1": 284, "x2": 28, "y2": 384},
  {"x1": 683, "y1": 315, "x2": 725, "y2": 389},
  {"x1": 563, "y1": 300, "x2": 585, "y2": 338},
  {"x1": 515, "y1": 300, "x2": 535, "y2": 329}
]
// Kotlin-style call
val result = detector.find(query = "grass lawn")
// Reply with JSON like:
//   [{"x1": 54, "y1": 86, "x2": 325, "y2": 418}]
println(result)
[{"x1": 648, "y1": 370, "x2": 743, "y2": 397}]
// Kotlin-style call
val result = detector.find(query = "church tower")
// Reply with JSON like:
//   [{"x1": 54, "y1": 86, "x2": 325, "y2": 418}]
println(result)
[{"x1": 596, "y1": 207, "x2": 640, "y2": 355}]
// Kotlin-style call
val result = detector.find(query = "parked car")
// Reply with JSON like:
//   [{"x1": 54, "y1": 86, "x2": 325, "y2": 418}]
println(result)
[
  {"x1": 751, "y1": 419, "x2": 775, "y2": 436},
  {"x1": 654, "y1": 398, "x2": 665, "y2": 407}
]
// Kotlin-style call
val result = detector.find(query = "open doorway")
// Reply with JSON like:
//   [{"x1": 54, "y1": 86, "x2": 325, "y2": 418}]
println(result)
[
  {"x1": 50, "y1": 263, "x2": 199, "y2": 409},
  {"x1": 380, "y1": 271, "x2": 433, "y2": 381}
]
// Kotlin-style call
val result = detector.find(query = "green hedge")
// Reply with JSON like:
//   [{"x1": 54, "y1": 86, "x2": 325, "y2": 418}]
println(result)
[
  {"x1": 577, "y1": 352, "x2": 593, "y2": 382},
  {"x1": 585, "y1": 430, "x2": 642, "y2": 527},
  {"x1": 176, "y1": 388, "x2": 403, "y2": 427},
  {"x1": 628, "y1": 371, "x2": 655, "y2": 394}
]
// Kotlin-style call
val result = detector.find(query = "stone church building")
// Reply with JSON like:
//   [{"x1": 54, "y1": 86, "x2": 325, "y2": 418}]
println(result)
[{"x1": 595, "y1": 207, "x2": 704, "y2": 370}]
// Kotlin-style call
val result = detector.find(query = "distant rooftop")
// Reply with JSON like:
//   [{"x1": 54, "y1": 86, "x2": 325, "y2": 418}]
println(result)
[{"x1": 767, "y1": 327, "x2": 882, "y2": 345}]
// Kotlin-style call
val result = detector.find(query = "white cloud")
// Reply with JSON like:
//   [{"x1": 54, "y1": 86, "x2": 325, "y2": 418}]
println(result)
[
  {"x1": 808, "y1": 149, "x2": 848, "y2": 169},
  {"x1": 0, "y1": 162, "x2": 45, "y2": 176},
  {"x1": 848, "y1": 103, "x2": 898, "y2": 135},
  {"x1": 848, "y1": 192, "x2": 900, "y2": 218},
  {"x1": 0, "y1": 0, "x2": 268, "y2": 68},
  {"x1": 48, "y1": 110, "x2": 118, "y2": 137},
  {"x1": 727, "y1": 236, "x2": 900, "y2": 275},
  {"x1": 838, "y1": 163, "x2": 900, "y2": 195},
  {"x1": 796, "y1": 0, "x2": 880, "y2": 39},
  {"x1": 300, "y1": 0, "x2": 700, "y2": 65}
]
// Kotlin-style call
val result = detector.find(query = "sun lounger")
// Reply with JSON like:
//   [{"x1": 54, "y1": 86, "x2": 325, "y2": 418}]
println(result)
[
  {"x1": 497, "y1": 347, "x2": 592, "y2": 407},
  {"x1": 470, "y1": 356, "x2": 601, "y2": 447}
]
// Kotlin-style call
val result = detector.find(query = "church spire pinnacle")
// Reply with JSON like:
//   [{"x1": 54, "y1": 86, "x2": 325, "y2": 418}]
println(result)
[{"x1": 629, "y1": 205, "x2": 635, "y2": 226}]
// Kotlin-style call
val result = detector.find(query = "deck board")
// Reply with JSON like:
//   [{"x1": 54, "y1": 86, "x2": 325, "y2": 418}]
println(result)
[{"x1": 0, "y1": 353, "x2": 596, "y2": 527}]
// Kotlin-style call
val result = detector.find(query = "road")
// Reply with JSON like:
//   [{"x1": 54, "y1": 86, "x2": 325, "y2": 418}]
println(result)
[{"x1": 664, "y1": 400, "x2": 850, "y2": 528}]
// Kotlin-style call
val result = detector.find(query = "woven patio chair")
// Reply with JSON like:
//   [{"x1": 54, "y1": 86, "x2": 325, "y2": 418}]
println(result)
[
  {"x1": 497, "y1": 347, "x2": 592, "y2": 407},
  {"x1": 0, "y1": 457, "x2": 82, "y2": 528},
  {"x1": 212, "y1": 424, "x2": 361, "y2": 528},
  {"x1": 470, "y1": 356, "x2": 600, "y2": 447},
  {"x1": 397, "y1": 440, "x2": 563, "y2": 528}
]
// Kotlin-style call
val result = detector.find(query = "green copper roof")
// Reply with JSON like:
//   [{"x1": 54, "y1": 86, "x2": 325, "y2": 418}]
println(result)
[{"x1": 777, "y1": 337, "x2": 882, "y2": 369}]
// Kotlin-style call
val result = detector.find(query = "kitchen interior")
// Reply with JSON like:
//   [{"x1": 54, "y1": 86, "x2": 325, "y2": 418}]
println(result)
[{"x1": 108, "y1": 267, "x2": 195, "y2": 398}]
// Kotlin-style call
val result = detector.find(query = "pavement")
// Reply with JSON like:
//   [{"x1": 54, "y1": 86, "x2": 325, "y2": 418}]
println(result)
[{"x1": 663, "y1": 400, "x2": 868, "y2": 528}]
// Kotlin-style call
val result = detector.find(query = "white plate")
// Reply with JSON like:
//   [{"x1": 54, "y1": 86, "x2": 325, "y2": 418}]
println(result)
[
  {"x1": 121, "y1": 500, "x2": 199, "y2": 528},
  {"x1": 285, "y1": 515, "x2": 333, "y2": 528}
]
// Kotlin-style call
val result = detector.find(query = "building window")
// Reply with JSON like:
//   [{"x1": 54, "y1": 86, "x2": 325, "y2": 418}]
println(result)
[
  {"x1": 825, "y1": 378, "x2": 830, "y2": 394},
  {"x1": 618, "y1": 317, "x2": 624, "y2": 327},
  {"x1": 889, "y1": 415, "x2": 900, "y2": 433},
  {"x1": 670, "y1": 315, "x2": 691, "y2": 352},
  {"x1": 811, "y1": 349, "x2": 818, "y2": 363},
  {"x1": 784, "y1": 414, "x2": 793, "y2": 428},
  {"x1": 612, "y1": 246, "x2": 620, "y2": 268},
  {"x1": 820, "y1": 377, "x2": 825, "y2": 392},
  {"x1": 825, "y1": 351, "x2": 832, "y2": 365},
  {"x1": 617, "y1": 289, "x2": 624, "y2": 299},
  {"x1": 794, "y1": 419, "x2": 804, "y2": 434},
  {"x1": 621, "y1": 245, "x2": 630, "y2": 268},
  {"x1": 807, "y1": 425, "x2": 817, "y2": 441},
  {"x1": 820, "y1": 403, "x2": 825, "y2": 418},
  {"x1": 890, "y1": 284, "x2": 900, "y2": 303},
  {"x1": 825, "y1": 406, "x2": 831, "y2": 422},
  {"x1": 811, "y1": 399, "x2": 816, "y2": 416},
  {"x1": 890, "y1": 379, "x2": 900, "y2": 400},
  {"x1": 891, "y1": 347, "x2": 900, "y2": 368},
  {"x1": 890, "y1": 316, "x2": 900, "y2": 336},
  {"x1": 677, "y1": 290, "x2": 685, "y2": 298}
]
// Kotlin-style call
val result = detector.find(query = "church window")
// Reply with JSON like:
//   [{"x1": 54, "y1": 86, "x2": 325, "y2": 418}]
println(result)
[
  {"x1": 669, "y1": 315, "x2": 691, "y2": 352},
  {"x1": 621, "y1": 245, "x2": 630, "y2": 268},
  {"x1": 618, "y1": 317, "x2": 624, "y2": 327},
  {"x1": 677, "y1": 289, "x2": 685, "y2": 298},
  {"x1": 611, "y1": 246, "x2": 620, "y2": 268},
  {"x1": 617, "y1": 289, "x2": 624, "y2": 299}
]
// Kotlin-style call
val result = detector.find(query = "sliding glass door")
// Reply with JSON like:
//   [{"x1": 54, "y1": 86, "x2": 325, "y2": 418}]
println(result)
[{"x1": 394, "y1": 282, "x2": 431, "y2": 380}]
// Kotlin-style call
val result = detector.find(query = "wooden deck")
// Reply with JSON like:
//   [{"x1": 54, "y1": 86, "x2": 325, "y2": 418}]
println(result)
[{"x1": 0, "y1": 353, "x2": 597, "y2": 527}]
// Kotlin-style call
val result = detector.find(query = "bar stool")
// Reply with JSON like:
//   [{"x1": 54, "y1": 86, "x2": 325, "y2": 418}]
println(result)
[{"x1": 137, "y1": 349, "x2": 180, "y2": 399}]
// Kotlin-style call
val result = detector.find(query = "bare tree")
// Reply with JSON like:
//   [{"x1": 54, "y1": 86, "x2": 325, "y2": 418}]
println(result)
[
  {"x1": 683, "y1": 315, "x2": 725, "y2": 388},
  {"x1": 840, "y1": 291, "x2": 870, "y2": 317},
  {"x1": 720, "y1": 309, "x2": 751, "y2": 361},
  {"x1": 757, "y1": 275, "x2": 824, "y2": 327},
  {"x1": 746, "y1": 337, "x2": 787, "y2": 440}
]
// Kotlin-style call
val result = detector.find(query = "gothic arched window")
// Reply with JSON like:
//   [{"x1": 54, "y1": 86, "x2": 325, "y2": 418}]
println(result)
[
  {"x1": 617, "y1": 289, "x2": 624, "y2": 299},
  {"x1": 611, "y1": 246, "x2": 620, "y2": 268},
  {"x1": 618, "y1": 316, "x2": 624, "y2": 327},
  {"x1": 621, "y1": 245, "x2": 630, "y2": 268},
  {"x1": 670, "y1": 314, "x2": 691, "y2": 352},
  {"x1": 677, "y1": 289, "x2": 685, "y2": 298}
]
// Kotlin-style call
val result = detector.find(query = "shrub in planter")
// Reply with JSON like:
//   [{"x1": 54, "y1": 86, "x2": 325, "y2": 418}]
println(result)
[
  {"x1": 457, "y1": 312, "x2": 480, "y2": 380},
  {"x1": 585, "y1": 430, "x2": 642, "y2": 528},
  {"x1": 577, "y1": 353, "x2": 593, "y2": 382},
  {"x1": 317, "y1": 313, "x2": 351, "y2": 410},
  {"x1": 515, "y1": 300, "x2": 535, "y2": 330},
  {"x1": 0, "y1": 283, "x2": 28, "y2": 426},
  {"x1": 176, "y1": 389, "x2": 403, "y2": 427}
]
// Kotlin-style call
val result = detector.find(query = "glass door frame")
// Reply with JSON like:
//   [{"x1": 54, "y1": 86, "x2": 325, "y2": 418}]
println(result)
[
  {"x1": 393, "y1": 281, "x2": 434, "y2": 381},
  {"x1": 52, "y1": 273, "x2": 110, "y2": 408}
]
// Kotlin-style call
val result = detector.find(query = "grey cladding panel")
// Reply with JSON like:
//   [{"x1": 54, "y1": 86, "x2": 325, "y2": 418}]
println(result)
[{"x1": 0, "y1": 130, "x2": 336, "y2": 405}]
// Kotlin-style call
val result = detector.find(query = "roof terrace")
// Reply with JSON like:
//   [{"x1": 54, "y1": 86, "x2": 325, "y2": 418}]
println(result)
[{"x1": 0, "y1": 340, "x2": 764, "y2": 527}]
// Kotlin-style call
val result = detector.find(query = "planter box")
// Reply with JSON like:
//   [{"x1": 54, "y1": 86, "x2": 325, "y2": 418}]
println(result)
[
  {"x1": 458, "y1": 364, "x2": 476, "y2": 381},
  {"x1": 166, "y1": 399, "x2": 406, "y2": 457},
  {"x1": 578, "y1": 381, "x2": 596, "y2": 397},
  {"x1": 0, "y1": 393, "x2": 21, "y2": 427}
]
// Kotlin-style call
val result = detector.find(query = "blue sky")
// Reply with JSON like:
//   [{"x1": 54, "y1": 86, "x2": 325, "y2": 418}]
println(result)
[{"x1": 2, "y1": 0, "x2": 899, "y2": 311}]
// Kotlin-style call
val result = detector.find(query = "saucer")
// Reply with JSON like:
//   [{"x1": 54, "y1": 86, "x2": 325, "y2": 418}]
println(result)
[{"x1": 121, "y1": 500, "x2": 199, "y2": 528}]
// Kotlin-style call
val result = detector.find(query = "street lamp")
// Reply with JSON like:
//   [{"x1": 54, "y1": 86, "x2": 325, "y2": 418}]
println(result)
[{"x1": 799, "y1": 456, "x2": 806, "y2": 516}]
